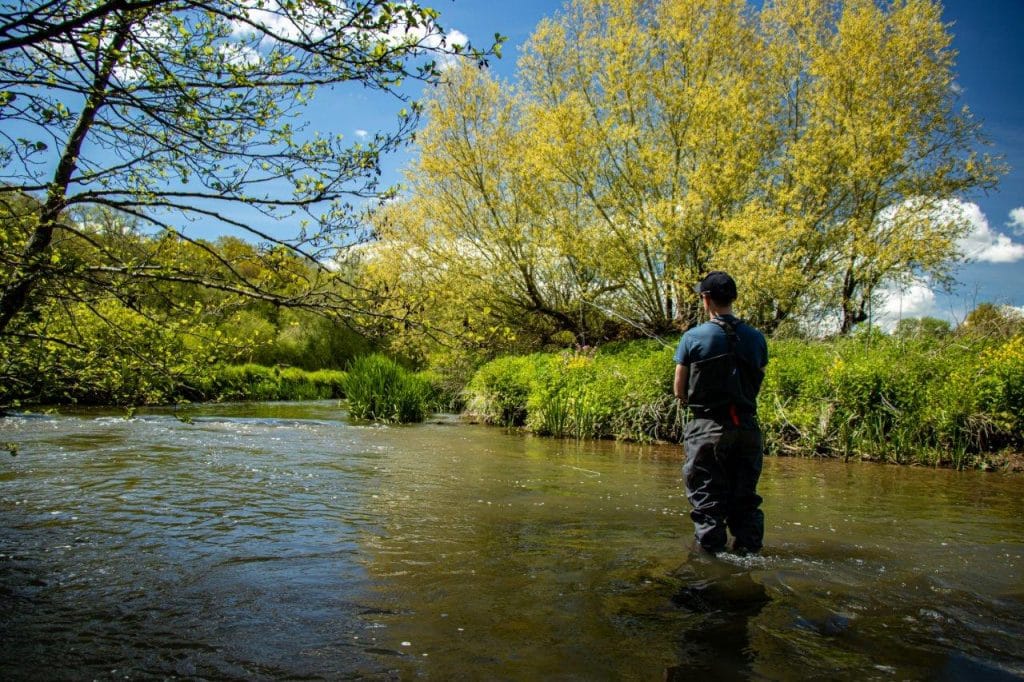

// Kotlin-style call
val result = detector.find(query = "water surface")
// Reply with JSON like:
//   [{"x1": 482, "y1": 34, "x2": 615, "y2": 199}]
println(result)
[{"x1": 1, "y1": 402, "x2": 1021, "y2": 680}]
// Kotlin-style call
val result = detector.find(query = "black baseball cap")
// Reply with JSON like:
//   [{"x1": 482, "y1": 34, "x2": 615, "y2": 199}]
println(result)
[{"x1": 694, "y1": 271, "x2": 737, "y2": 303}]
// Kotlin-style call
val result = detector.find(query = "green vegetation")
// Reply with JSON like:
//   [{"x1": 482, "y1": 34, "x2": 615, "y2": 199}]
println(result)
[
  {"x1": 465, "y1": 343, "x2": 683, "y2": 441},
  {"x1": 464, "y1": 331, "x2": 1024, "y2": 470},
  {"x1": 0, "y1": 1, "x2": 497, "y2": 419},
  {"x1": 761, "y1": 331, "x2": 1023, "y2": 468},
  {"x1": 368, "y1": 0, "x2": 1000, "y2": 358},
  {"x1": 0, "y1": 1, "x2": 1020, "y2": 453},
  {"x1": 1, "y1": 1, "x2": 499, "y2": 343},
  {"x1": 201, "y1": 365, "x2": 347, "y2": 403},
  {"x1": 0, "y1": 357, "x2": 347, "y2": 407},
  {"x1": 343, "y1": 354, "x2": 433, "y2": 423}
]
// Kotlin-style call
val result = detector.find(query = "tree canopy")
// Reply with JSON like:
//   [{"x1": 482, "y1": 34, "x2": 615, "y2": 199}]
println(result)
[
  {"x1": 0, "y1": 0, "x2": 500, "y2": 338},
  {"x1": 370, "y1": 0, "x2": 1002, "y2": 362}
]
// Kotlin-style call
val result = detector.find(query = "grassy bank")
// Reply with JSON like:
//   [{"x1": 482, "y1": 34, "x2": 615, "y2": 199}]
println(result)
[
  {"x1": 197, "y1": 357, "x2": 455, "y2": 423},
  {"x1": 462, "y1": 333, "x2": 1024, "y2": 470},
  {"x1": 196, "y1": 364, "x2": 348, "y2": 402},
  {"x1": 1, "y1": 354, "x2": 455, "y2": 425}
]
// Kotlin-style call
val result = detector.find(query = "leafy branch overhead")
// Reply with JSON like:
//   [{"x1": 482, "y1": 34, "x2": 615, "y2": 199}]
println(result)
[{"x1": 0, "y1": 0, "x2": 504, "y2": 336}]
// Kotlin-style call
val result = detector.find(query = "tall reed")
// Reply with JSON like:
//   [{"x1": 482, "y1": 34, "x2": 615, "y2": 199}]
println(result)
[{"x1": 343, "y1": 354, "x2": 431, "y2": 423}]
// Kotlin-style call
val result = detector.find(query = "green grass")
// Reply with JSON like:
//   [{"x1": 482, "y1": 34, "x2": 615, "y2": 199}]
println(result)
[
  {"x1": 204, "y1": 364, "x2": 347, "y2": 402},
  {"x1": 463, "y1": 333, "x2": 1024, "y2": 469}
]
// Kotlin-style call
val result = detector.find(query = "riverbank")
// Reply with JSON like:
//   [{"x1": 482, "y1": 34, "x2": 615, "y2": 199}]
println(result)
[
  {"x1": 461, "y1": 333, "x2": 1024, "y2": 471},
  {"x1": 4, "y1": 332, "x2": 1022, "y2": 471}
]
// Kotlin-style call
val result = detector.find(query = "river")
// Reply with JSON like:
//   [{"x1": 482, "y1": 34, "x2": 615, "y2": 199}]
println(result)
[{"x1": 1, "y1": 401, "x2": 1022, "y2": 680}]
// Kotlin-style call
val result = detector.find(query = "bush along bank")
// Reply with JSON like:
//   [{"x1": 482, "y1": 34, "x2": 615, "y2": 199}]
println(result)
[
  {"x1": 2, "y1": 350, "x2": 453, "y2": 424},
  {"x1": 464, "y1": 341, "x2": 686, "y2": 442},
  {"x1": 0, "y1": 358, "x2": 349, "y2": 407},
  {"x1": 461, "y1": 334, "x2": 1024, "y2": 470},
  {"x1": 342, "y1": 354, "x2": 454, "y2": 423},
  {"x1": 198, "y1": 364, "x2": 347, "y2": 402}
]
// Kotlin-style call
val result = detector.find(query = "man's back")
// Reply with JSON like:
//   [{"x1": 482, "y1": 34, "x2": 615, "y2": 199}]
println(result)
[{"x1": 674, "y1": 314, "x2": 768, "y2": 416}]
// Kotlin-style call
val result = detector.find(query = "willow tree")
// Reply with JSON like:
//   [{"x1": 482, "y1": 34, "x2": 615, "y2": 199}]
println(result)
[
  {"x1": 0, "y1": 0, "x2": 498, "y2": 344},
  {"x1": 519, "y1": 0, "x2": 776, "y2": 333},
  {"x1": 723, "y1": 0, "x2": 1002, "y2": 333},
  {"x1": 369, "y1": 63, "x2": 616, "y2": 353},
  {"x1": 371, "y1": 0, "x2": 998, "y2": 355}
]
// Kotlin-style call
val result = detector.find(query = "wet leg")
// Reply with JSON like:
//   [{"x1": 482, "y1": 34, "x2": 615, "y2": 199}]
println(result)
[
  {"x1": 683, "y1": 420, "x2": 731, "y2": 553},
  {"x1": 726, "y1": 427, "x2": 764, "y2": 553}
]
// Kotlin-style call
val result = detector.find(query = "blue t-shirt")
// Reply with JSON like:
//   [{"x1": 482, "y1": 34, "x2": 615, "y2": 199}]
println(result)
[
  {"x1": 673, "y1": 315, "x2": 768, "y2": 370},
  {"x1": 674, "y1": 314, "x2": 768, "y2": 416}
]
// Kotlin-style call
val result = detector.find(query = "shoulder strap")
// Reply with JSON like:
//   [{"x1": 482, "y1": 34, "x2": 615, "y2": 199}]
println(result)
[
  {"x1": 710, "y1": 317, "x2": 758, "y2": 370},
  {"x1": 709, "y1": 316, "x2": 739, "y2": 349}
]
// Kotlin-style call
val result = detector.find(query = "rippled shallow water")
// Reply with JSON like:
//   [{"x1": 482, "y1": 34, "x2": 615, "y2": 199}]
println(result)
[{"x1": 1, "y1": 401, "x2": 1022, "y2": 680}]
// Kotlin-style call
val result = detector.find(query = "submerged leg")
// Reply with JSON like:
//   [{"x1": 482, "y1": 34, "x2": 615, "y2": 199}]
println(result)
[
  {"x1": 726, "y1": 427, "x2": 764, "y2": 553},
  {"x1": 683, "y1": 420, "x2": 732, "y2": 553}
]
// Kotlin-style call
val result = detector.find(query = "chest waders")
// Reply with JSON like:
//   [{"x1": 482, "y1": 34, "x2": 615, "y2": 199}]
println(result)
[
  {"x1": 682, "y1": 316, "x2": 766, "y2": 554},
  {"x1": 686, "y1": 316, "x2": 760, "y2": 426}
]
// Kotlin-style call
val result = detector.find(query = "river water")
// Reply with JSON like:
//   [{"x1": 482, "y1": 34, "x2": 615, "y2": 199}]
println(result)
[{"x1": 1, "y1": 401, "x2": 1021, "y2": 680}]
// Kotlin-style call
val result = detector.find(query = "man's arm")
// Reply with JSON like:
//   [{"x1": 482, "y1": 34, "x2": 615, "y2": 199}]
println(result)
[{"x1": 674, "y1": 364, "x2": 688, "y2": 403}]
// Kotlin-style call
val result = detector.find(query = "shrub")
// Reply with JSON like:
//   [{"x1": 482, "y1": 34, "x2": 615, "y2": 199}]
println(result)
[
  {"x1": 343, "y1": 354, "x2": 430, "y2": 423},
  {"x1": 464, "y1": 334, "x2": 1021, "y2": 468},
  {"x1": 195, "y1": 364, "x2": 346, "y2": 402},
  {"x1": 758, "y1": 333, "x2": 1019, "y2": 467},
  {"x1": 945, "y1": 334, "x2": 1024, "y2": 451},
  {"x1": 212, "y1": 364, "x2": 283, "y2": 401},
  {"x1": 464, "y1": 354, "x2": 552, "y2": 426},
  {"x1": 464, "y1": 342, "x2": 679, "y2": 442}
]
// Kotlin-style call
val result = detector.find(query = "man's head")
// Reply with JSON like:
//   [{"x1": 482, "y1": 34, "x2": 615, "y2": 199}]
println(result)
[{"x1": 694, "y1": 271, "x2": 737, "y2": 308}]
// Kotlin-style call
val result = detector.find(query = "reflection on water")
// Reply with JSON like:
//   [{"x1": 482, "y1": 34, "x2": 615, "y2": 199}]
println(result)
[{"x1": 1, "y1": 402, "x2": 1022, "y2": 680}]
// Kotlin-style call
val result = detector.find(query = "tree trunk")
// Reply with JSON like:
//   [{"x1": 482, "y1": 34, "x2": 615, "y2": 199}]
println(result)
[{"x1": 0, "y1": 17, "x2": 132, "y2": 335}]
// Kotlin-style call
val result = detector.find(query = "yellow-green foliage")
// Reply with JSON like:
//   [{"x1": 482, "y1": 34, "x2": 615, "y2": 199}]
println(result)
[
  {"x1": 366, "y1": 0, "x2": 1001, "y2": 350},
  {"x1": 466, "y1": 335, "x2": 1024, "y2": 468},
  {"x1": 465, "y1": 342, "x2": 683, "y2": 442},
  {"x1": 760, "y1": 333, "x2": 1022, "y2": 467},
  {"x1": 464, "y1": 354, "x2": 554, "y2": 426},
  {"x1": 978, "y1": 335, "x2": 1024, "y2": 435},
  {"x1": 0, "y1": 299, "x2": 225, "y2": 406},
  {"x1": 940, "y1": 334, "x2": 1024, "y2": 450}
]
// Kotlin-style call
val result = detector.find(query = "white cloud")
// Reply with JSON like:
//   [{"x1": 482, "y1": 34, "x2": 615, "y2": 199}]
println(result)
[
  {"x1": 1008, "y1": 207, "x2": 1024, "y2": 235},
  {"x1": 881, "y1": 283, "x2": 938, "y2": 319},
  {"x1": 355, "y1": 129, "x2": 369, "y2": 139},
  {"x1": 227, "y1": 2, "x2": 473, "y2": 73},
  {"x1": 449, "y1": 29, "x2": 470, "y2": 49},
  {"x1": 422, "y1": 28, "x2": 470, "y2": 71},
  {"x1": 230, "y1": 0, "x2": 328, "y2": 43},
  {"x1": 876, "y1": 197, "x2": 1024, "y2": 263},
  {"x1": 872, "y1": 283, "x2": 943, "y2": 331},
  {"x1": 953, "y1": 200, "x2": 1024, "y2": 263},
  {"x1": 219, "y1": 42, "x2": 261, "y2": 68}
]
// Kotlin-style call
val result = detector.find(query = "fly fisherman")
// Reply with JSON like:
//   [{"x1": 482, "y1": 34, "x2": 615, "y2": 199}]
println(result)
[{"x1": 673, "y1": 271, "x2": 769, "y2": 555}]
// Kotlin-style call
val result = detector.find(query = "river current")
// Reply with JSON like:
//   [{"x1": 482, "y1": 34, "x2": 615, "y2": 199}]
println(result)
[{"x1": 1, "y1": 401, "x2": 1022, "y2": 680}]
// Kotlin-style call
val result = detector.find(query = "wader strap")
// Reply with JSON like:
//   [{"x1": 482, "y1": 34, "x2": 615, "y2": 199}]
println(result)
[{"x1": 710, "y1": 317, "x2": 742, "y2": 426}]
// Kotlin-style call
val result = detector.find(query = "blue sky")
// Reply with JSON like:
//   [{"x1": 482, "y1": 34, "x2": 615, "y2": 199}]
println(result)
[{"x1": 329, "y1": 0, "x2": 1024, "y2": 328}]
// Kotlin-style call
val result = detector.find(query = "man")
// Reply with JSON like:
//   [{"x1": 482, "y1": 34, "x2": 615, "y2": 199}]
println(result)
[{"x1": 673, "y1": 271, "x2": 768, "y2": 555}]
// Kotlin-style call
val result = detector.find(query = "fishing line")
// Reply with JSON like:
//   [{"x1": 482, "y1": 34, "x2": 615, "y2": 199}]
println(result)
[{"x1": 580, "y1": 299, "x2": 676, "y2": 349}]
